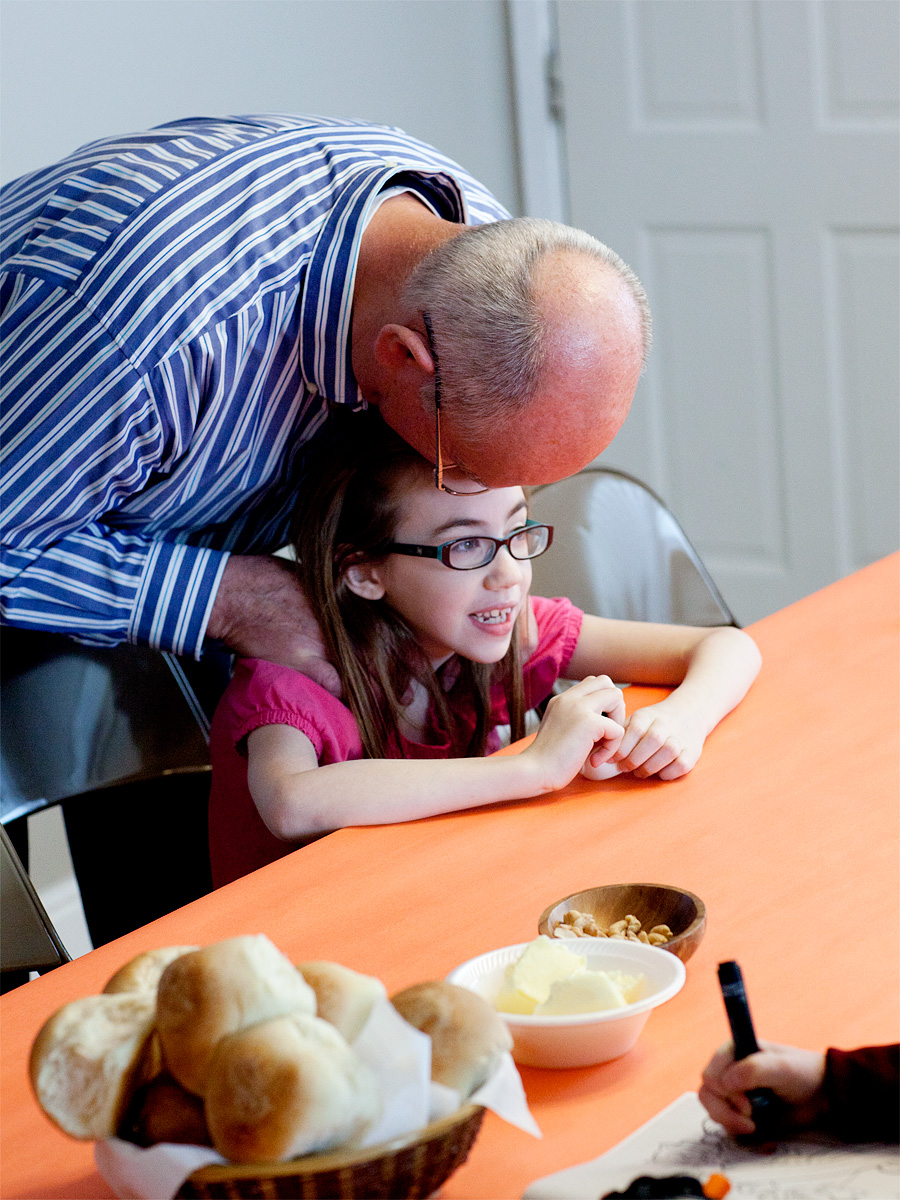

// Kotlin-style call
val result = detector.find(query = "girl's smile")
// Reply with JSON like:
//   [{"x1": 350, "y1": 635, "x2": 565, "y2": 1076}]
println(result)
[
  {"x1": 345, "y1": 476, "x2": 533, "y2": 667},
  {"x1": 471, "y1": 605, "x2": 516, "y2": 629}
]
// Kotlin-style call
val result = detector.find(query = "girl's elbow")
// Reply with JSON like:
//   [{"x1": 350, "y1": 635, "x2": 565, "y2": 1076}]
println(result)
[
  {"x1": 255, "y1": 781, "x2": 321, "y2": 841},
  {"x1": 707, "y1": 625, "x2": 762, "y2": 673},
  {"x1": 724, "y1": 627, "x2": 762, "y2": 690},
  {"x1": 736, "y1": 628, "x2": 763, "y2": 677}
]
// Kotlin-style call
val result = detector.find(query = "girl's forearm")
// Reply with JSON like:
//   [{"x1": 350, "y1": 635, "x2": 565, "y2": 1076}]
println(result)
[
  {"x1": 249, "y1": 680, "x2": 627, "y2": 840},
  {"x1": 260, "y1": 752, "x2": 547, "y2": 839},
  {"x1": 661, "y1": 626, "x2": 761, "y2": 733}
]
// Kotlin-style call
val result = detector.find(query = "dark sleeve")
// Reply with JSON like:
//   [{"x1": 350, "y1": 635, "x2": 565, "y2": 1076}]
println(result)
[{"x1": 822, "y1": 1044, "x2": 899, "y2": 1142}]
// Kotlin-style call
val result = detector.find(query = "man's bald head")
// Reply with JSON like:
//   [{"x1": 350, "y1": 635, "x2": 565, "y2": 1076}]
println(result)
[{"x1": 397, "y1": 217, "x2": 650, "y2": 485}]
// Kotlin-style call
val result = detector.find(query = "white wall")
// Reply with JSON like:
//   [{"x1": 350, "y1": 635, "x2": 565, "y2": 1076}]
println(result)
[{"x1": 0, "y1": 0, "x2": 522, "y2": 213}]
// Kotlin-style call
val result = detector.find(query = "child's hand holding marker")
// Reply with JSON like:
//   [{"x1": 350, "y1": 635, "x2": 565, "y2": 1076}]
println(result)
[
  {"x1": 712, "y1": 961, "x2": 788, "y2": 1139},
  {"x1": 701, "y1": 962, "x2": 899, "y2": 1143},
  {"x1": 700, "y1": 1040, "x2": 827, "y2": 1137}
]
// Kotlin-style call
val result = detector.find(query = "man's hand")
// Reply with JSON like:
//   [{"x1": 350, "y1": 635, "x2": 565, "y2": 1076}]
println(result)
[{"x1": 207, "y1": 555, "x2": 340, "y2": 695}]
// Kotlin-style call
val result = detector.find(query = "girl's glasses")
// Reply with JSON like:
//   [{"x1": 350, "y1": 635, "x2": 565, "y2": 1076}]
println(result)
[
  {"x1": 422, "y1": 312, "x2": 489, "y2": 495},
  {"x1": 385, "y1": 519, "x2": 554, "y2": 571}
]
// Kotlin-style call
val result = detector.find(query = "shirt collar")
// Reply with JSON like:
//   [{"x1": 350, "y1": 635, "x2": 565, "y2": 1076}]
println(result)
[{"x1": 299, "y1": 163, "x2": 469, "y2": 408}]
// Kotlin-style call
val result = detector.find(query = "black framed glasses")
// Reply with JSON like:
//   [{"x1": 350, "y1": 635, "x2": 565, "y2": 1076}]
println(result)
[
  {"x1": 422, "y1": 312, "x2": 489, "y2": 495},
  {"x1": 385, "y1": 519, "x2": 554, "y2": 571}
]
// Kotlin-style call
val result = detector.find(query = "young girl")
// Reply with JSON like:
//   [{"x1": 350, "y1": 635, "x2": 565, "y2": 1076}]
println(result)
[{"x1": 209, "y1": 418, "x2": 761, "y2": 888}]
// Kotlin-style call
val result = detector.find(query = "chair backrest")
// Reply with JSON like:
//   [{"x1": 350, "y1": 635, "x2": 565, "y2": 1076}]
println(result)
[
  {"x1": 528, "y1": 467, "x2": 737, "y2": 627},
  {"x1": 0, "y1": 822, "x2": 70, "y2": 976},
  {"x1": 0, "y1": 631, "x2": 214, "y2": 825}
]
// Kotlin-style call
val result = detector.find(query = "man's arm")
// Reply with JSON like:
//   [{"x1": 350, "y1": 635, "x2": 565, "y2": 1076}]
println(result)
[
  {"x1": 1, "y1": 276, "x2": 336, "y2": 678},
  {"x1": 207, "y1": 556, "x2": 338, "y2": 692},
  {"x1": 0, "y1": 275, "x2": 228, "y2": 656},
  {"x1": 3, "y1": 536, "x2": 336, "y2": 687},
  {"x1": 0, "y1": 525, "x2": 227, "y2": 656}
]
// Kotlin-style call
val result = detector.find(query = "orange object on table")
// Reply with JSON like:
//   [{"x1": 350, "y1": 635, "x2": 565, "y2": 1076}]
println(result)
[
  {"x1": 2, "y1": 554, "x2": 898, "y2": 1200},
  {"x1": 703, "y1": 1173, "x2": 732, "y2": 1199}
]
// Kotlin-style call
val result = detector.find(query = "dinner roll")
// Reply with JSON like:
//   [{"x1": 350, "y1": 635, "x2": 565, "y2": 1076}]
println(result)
[
  {"x1": 297, "y1": 960, "x2": 386, "y2": 1041},
  {"x1": 121, "y1": 1074, "x2": 212, "y2": 1148},
  {"x1": 102, "y1": 946, "x2": 200, "y2": 995},
  {"x1": 156, "y1": 934, "x2": 316, "y2": 1096},
  {"x1": 391, "y1": 981, "x2": 512, "y2": 1098},
  {"x1": 29, "y1": 993, "x2": 157, "y2": 1140},
  {"x1": 204, "y1": 1012, "x2": 380, "y2": 1163}
]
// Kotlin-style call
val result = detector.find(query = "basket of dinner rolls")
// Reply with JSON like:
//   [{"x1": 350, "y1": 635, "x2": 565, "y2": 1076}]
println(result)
[{"x1": 28, "y1": 934, "x2": 517, "y2": 1199}]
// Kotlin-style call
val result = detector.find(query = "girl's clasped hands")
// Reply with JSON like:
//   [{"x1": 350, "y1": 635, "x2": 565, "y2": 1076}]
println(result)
[{"x1": 524, "y1": 667, "x2": 729, "y2": 793}]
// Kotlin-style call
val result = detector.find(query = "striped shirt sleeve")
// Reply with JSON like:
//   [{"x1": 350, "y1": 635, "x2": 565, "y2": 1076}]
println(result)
[{"x1": 0, "y1": 275, "x2": 228, "y2": 657}]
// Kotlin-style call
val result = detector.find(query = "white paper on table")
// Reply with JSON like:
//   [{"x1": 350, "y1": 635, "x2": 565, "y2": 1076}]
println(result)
[
  {"x1": 522, "y1": 1091, "x2": 900, "y2": 1200},
  {"x1": 95, "y1": 997, "x2": 539, "y2": 1199}
]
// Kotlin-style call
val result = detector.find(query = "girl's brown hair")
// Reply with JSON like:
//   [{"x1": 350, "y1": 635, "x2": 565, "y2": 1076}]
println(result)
[{"x1": 291, "y1": 412, "x2": 526, "y2": 760}]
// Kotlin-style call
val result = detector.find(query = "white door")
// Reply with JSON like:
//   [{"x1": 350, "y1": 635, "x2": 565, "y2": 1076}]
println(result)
[{"x1": 550, "y1": 0, "x2": 898, "y2": 623}]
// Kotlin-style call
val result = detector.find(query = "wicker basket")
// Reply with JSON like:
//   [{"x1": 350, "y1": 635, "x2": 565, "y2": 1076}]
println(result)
[{"x1": 175, "y1": 1104, "x2": 485, "y2": 1199}]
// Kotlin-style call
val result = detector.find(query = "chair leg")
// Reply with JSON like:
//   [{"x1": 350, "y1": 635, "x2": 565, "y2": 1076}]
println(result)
[
  {"x1": 2, "y1": 815, "x2": 47, "y2": 992},
  {"x1": 61, "y1": 771, "x2": 213, "y2": 948},
  {"x1": 4, "y1": 814, "x2": 29, "y2": 870}
]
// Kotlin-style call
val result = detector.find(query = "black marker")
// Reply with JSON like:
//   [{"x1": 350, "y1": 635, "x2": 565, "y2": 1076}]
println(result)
[{"x1": 717, "y1": 960, "x2": 786, "y2": 1138}]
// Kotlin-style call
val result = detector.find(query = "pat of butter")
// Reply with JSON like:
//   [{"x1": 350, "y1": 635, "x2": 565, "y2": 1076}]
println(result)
[
  {"x1": 493, "y1": 984, "x2": 538, "y2": 1015},
  {"x1": 535, "y1": 970, "x2": 627, "y2": 1014},
  {"x1": 493, "y1": 938, "x2": 649, "y2": 1016},
  {"x1": 605, "y1": 970, "x2": 645, "y2": 1004},
  {"x1": 507, "y1": 935, "x2": 585, "y2": 1004}
]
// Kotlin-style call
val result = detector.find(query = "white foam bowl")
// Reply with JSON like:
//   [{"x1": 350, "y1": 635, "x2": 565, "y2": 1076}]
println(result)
[{"x1": 447, "y1": 939, "x2": 686, "y2": 1068}]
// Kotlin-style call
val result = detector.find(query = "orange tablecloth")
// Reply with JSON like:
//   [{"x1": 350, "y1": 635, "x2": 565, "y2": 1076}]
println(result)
[{"x1": 2, "y1": 554, "x2": 898, "y2": 1199}]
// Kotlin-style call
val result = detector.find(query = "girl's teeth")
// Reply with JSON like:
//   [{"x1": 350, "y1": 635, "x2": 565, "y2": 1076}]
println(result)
[{"x1": 474, "y1": 608, "x2": 511, "y2": 625}]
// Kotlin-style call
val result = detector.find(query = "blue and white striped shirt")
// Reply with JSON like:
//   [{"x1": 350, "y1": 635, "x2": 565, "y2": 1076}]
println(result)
[{"x1": 0, "y1": 115, "x2": 509, "y2": 657}]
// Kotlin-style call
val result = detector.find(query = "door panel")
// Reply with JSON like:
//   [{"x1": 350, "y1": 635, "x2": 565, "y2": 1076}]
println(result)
[{"x1": 556, "y1": 0, "x2": 898, "y2": 621}]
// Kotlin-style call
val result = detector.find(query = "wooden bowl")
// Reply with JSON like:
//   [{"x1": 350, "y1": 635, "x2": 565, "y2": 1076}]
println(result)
[
  {"x1": 537, "y1": 883, "x2": 706, "y2": 963},
  {"x1": 176, "y1": 1104, "x2": 485, "y2": 1199}
]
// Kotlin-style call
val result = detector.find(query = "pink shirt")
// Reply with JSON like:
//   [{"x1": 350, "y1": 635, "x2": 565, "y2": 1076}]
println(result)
[{"x1": 209, "y1": 595, "x2": 583, "y2": 887}]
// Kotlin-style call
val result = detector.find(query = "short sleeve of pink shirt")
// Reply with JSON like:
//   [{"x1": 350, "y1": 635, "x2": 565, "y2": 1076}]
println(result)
[{"x1": 221, "y1": 659, "x2": 364, "y2": 764}]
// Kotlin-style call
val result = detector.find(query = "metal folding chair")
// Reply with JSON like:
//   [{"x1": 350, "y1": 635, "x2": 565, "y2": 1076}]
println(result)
[
  {"x1": 528, "y1": 466, "x2": 738, "y2": 628},
  {"x1": 1, "y1": 630, "x2": 227, "y2": 949},
  {"x1": 1, "y1": 821, "x2": 70, "y2": 991}
]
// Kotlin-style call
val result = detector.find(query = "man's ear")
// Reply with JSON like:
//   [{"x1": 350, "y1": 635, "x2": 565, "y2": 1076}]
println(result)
[
  {"x1": 374, "y1": 324, "x2": 434, "y2": 376},
  {"x1": 343, "y1": 560, "x2": 386, "y2": 601}
]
